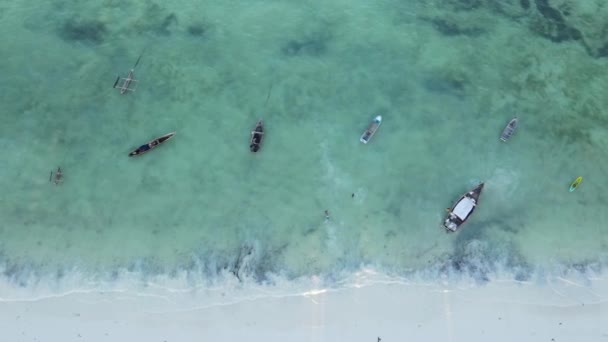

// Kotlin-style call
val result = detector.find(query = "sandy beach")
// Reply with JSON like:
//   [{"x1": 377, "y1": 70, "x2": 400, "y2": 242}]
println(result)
[{"x1": 1, "y1": 271, "x2": 606, "y2": 342}]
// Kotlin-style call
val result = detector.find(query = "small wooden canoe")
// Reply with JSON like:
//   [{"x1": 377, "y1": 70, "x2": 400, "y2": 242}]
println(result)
[
  {"x1": 49, "y1": 167, "x2": 63, "y2": 185},
  {"x1": 129, "y1": 132, "x2": 175, "y2": 157},
  {"x1": 360, "y1": 115, "x2": 382, "y2": 144},
  {"x1": 250, "y1": 120, "x2": 264, "y2": 152},
  {"x1": 500, "y1": 117, "x2": 518, "y2": 142},
  {"x1": 443, "y1": 183, "x2": 484, "y2": 232}
]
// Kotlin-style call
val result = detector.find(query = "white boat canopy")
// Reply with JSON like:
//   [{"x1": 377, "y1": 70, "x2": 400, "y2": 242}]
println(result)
[{"x1": 453, "y1": 197, "x2": 476, "y2": 220}]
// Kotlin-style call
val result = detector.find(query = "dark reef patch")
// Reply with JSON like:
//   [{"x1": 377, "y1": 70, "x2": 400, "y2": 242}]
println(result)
[
  {"x1": 123, "y1": 257, "x2": 167, "y2": 282},
  {"x1": 59, "y1": 18, "x2": 107, "y2": 44},
  {"x1": 531, "y1": 0, "x2": 582, "y2": 43},
  {"x1": 423, "y1": 76, "x2": 466, "y2": 95},
  {"x1": 303, "y1": 226, "x2": 317, "y2": 236},
  {"x1": 228, "y1": 244, "x2": 287, "y2": 283},
  {"x1": 134, "y1": 2, "x2": 178, "y2": 36},
  {"x1": 486, "y1": 215, "x2": 524, "y2": 234},
  {"x1": 1, "y1": 258, "x2": 44, "y2": 288},
  {"x1": 480, "y1": 0, "x2": 608, "y2": 59},
  {"x1": 597, "y1": 42, "x2": 608, "y2": 58},
  {"x1": 55, "y1": 267, "x2": 65, "y2": 280},
  {"x1": 568, "y1": 260, "x2": 602, "y2": 275},
  {"x1": 250, "y1": 247, "x2": 284, "y2": 282},
  {"x1": 230, "y1": 245, "x2": 253, "y2": 281},
  {"x1": 158, "y1": 13, "x2": 178, "y2": 35},
  {"x1": 426, "y1": 17, "x2": 484, "y2": 37},
  {"x1": 440, "y1": 220, "x2": 533, "y2": 283},
  {"x1": 505, "y1": 248, "x2": 532, "y2": 281},
  {"x1": 546, "y1": 110, "x2": 595, "y2": 146},
  {"x1": 2, "y1": 262, "x2": 21, "y2": 279},
  {"x1": 423, "y1": 69, "x2": 470, "y2": 98},
  {"x1": 441, "y1": 0, "x2": 484, "y2": 11},
  {"x1": 447, "y1": 238, "x2": 532, "y2": 283},
  {"x1": 281, "y1": 30, "x2": 331, "y2": 57},
  {"x1": 187, "y1": 23, "x2": 208, "y2": 37}
]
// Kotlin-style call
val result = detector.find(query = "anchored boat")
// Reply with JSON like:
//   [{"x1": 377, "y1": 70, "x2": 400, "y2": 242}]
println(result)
[
  {"x1": 500, "y1": 117, "x2": 518, "y2": 142},
  {"x1": 360, "y1": 115, "x2": 382, "y2": 144},
  {"x1": 128, "y1": 132, "x2": 175, "y2": 157},
  {"x1": 49, "y1": 167, "x2": 63, "y2": 185},
  {"x1": 250, "y1": 120, "x2": 264, "y2": 152},
  {"x1": 443, "y1": 183, "x2": 484, "y2": 232}
]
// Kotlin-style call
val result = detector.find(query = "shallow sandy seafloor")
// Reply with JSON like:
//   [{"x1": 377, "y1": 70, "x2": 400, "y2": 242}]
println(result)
[{"x1": 0, "y1": 0, "x2": 607, "y2": 339}]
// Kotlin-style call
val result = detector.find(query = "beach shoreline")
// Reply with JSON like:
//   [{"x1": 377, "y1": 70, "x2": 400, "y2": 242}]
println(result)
[{"x1": 1, "y1": 269, "x2": 606, "y2": 342}]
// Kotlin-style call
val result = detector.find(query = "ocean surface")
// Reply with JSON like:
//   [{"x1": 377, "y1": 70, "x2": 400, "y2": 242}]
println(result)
[{"x1": 1, "y1": 0, "x2": 607, "y2": 297}]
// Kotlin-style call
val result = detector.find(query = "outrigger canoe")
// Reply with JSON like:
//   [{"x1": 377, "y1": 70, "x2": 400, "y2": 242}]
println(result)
[
  {"x1": 360, "y1": 115, "x2": 382, "y2": 144},
  {"x1": 250, "y1": 120, "x2": 264, "y2": 152},
  {"x1": 128, "y1": 132, "x2": 175, "y2": 157},
  {"x1": 443, "y1": 183, "x2": 484, "y2": 232},
  {"x1": 569, "y1": 176, "x2": 582, "y2": 192},
  {"x1": 500, "y1": 117, "x2": 518, "y2": 142},
  {"x1": 113, "y1": 53, "x2": 143, "y2": 95}
]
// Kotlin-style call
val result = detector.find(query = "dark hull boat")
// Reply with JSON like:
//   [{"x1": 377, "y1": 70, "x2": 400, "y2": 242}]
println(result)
[
  {"x1": 500, "y1": 117, "x2": 518, "y2": 142},
  {"x1": 250, "y1": 120, "x2": 264, "y2": 152},
  {"x1": 129, "y1": 132, "x2": 175, "y2": 157},
  {"x1": 443, "y1": 183, "x2": 484, "y2": 232}
]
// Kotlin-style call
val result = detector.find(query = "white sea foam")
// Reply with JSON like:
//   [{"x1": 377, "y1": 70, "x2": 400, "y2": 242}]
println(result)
[{"x1": 0, "y1": 256, "x2": 605, "y2": 306}]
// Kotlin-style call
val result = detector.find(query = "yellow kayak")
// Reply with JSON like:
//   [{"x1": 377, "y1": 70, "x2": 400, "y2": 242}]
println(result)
[{"x1": 569, "y1": 176, "x2": 582, "y2": 192}]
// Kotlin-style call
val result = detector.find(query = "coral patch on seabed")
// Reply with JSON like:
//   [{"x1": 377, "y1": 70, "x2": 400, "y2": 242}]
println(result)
[
  {"x1": 526, "y1": 0, "x2": 608, "y2": 58},
  {"x1": 425, "y1": 17, "x2": 485, "y2": 37},
  {"x1": 58, "y1": 18, "x2": 107, "y2": 44},
  {"x1": 440, "y1": 0, "x2": 608, "y2": 58},
  {"x1": 281, "y1": 32, "x2": 332, "y2": 57},
  {"x1": 187, "y1": 23, "x2": 209, "y2": 37}
]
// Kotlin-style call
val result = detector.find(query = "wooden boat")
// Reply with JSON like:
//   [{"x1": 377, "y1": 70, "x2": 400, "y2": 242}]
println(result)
[
  {"x1": 128, "y1": 132, "x2": 175, "y2": 157},
  {"x1": 569, "y1": 176, "x2": 582, "y2": 192},
  {"x1": 500, "y1": 117, "x2": 518, "y2": 142},
  {"x1": 360, "y1": 115, "x2": 382, "y2": 144},
  {"x1": 49, "y1": 167, "x2": 63, "y2": 185},
  {"x1": 443, "y1": 183, "x2": 484, "y2": 232},
  {"x1": 250, "y1": 120, "x2": 264, "y2": 152}
]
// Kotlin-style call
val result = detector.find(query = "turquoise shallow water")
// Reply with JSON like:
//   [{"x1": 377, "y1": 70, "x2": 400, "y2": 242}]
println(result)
[{"x1": 1, "y1": 0, "x2": 608, "y2": 288}]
